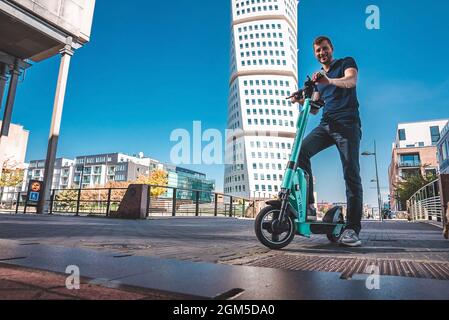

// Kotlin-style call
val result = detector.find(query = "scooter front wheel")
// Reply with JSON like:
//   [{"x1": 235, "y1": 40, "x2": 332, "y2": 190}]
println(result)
[{"x1": 255, "y1": 205, "x2": 296, "y2": 250}]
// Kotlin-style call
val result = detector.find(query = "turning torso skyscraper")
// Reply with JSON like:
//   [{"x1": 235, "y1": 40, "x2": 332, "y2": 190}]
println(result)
[{"x1": 224, "y1": 0, "x2": 299, "y2": 199}]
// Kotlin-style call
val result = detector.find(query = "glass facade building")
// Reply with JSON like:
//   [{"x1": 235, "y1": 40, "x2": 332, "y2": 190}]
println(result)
[{"x1": 165, "y1": 166, "x2": 215, "y2": 202}]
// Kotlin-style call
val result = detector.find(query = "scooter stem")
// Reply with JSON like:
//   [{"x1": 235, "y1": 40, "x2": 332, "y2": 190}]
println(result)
[
  {"x1": 277, "y1": 98, "x2": 312, "y2": 221},
  {"x1": 281, "y1": 98, "x2": 312, "y2": 189}
]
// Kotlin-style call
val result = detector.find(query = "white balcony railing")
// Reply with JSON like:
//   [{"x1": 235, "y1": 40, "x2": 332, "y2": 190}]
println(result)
[{"x1": 407, "y1": 179, "x2": 443, "y2": 222}]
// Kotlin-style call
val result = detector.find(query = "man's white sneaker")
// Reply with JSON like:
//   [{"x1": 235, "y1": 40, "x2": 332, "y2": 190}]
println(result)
[{"x1": 339, "y1": 229, "x2": 362, "y2": 247}]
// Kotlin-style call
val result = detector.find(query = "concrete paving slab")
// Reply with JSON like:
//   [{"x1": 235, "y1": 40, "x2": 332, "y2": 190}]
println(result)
[
  {"x1": 1, "y1": 214, "x2": 448, "y2": 265},
  {"x1": 1, "y1": 239, "x2": 449, "y2": 300},
  {"x1": 0, "y1": 239, "x2": 150, "y2": 282},
  {"x1": 0, "y1": 263, "x2": 182, "y2": 300}
]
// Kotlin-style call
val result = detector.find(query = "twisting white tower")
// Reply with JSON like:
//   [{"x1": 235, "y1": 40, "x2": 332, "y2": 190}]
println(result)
[{"x1": 224, "y1": 0, "x2": 299, "y2": 199}]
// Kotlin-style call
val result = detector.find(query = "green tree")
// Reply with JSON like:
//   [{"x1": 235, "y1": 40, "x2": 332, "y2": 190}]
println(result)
[
  {"x1": 104, "y1": 181, "x2": 132, "y2": 202},
  {"x1": 0, "y1": 161, "x2": 24, "y2": 201},
  {"x1": 395, "y1": 173, "x2": 437, "y2": 209},
  {"x1": 136, "y1": 169, "x2": 168, "y2": 197},
  {"x1": 54, "y1": 189, "x2": 79, "y2": 211}
]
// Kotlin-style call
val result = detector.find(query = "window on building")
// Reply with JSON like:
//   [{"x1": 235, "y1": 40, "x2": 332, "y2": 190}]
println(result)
[
  {"x1": 430, "y1": 126, "x2": 440, "y2": 145},
  {"x1": 398, "y1": 129, "x2": 406, "y2": 141},
  {"x1": 443, "y1": 141, "x2": 449, "y2": 160},
  {"x1": 400, "y1": 154, "x2": 420, "y2": 167}
]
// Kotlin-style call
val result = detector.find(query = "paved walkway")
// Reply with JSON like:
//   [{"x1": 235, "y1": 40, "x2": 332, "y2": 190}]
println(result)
[
  {"x1": 1, "y1": 213, "x2": 449, "y2": 299},
  {"x1": 0, "y1": 262, "x2": 190, "y2": 300},
  {"x1": 1, "y1": 238, "x2": 449, "y2": 300},
  {"x1": 0, "y1": 214, "x2": 447, "y2": 264}
]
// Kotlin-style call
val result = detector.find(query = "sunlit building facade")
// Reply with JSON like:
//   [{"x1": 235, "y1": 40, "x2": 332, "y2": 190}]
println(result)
[{"x1": 224, "y1": 0, "x2": 299, "y2": 198}]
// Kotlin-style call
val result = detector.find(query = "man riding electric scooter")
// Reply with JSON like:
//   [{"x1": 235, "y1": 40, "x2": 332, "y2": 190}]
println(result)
[{"x1": 291, "y1": 36, "x2": 363, "y2": 247}]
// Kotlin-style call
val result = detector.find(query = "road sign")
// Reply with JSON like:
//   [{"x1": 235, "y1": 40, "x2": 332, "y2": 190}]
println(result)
[
  {"x1": 29, "y1": 192, "x2": 39, "y2": 202},
  {"x1": 26, "y1": 180, "x2": 43, "y2": 207}
]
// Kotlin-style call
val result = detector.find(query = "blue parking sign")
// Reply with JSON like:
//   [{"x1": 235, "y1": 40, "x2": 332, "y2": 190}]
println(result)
[
  {"x1": 29, "y1": 192, "x2": 39, "y2": 202},
  {"x1": 25, "y1": 180, "x2": 43, "y2": 209}
]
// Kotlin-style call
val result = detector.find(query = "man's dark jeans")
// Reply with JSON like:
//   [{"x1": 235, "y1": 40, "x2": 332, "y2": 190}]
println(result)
[{"x1": 297, "y1": 119, "x2": 363, "y2": 234}]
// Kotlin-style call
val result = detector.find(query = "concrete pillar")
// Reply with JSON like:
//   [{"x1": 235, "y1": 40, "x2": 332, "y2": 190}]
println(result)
[
  {"x1": 0, "y1": 63, "x2": 7, "y2": 179},
  {"x1": 0, "y1": 63, "x2": 7, "y2": 111},
  {"x1": 37, "y1": 44, "x2": 74, "y2": 214},
  {"x1": 0, "y1": 61, "x2": 20, "y2": 180},
  {"x1": 0, "y1": 60, "x2": 19, "y2": 137}
]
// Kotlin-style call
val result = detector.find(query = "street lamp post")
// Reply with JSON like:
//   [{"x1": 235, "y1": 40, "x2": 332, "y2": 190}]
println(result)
[
  {"x1": 362, "y1": 140, "x2": 383, "y2": 222},
  {"x1": 78, "y1": 163, "x2": 85, "y2": 190}
]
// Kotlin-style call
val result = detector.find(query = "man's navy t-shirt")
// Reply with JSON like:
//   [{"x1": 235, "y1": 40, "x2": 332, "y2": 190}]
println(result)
[{"x1": 316, "y1": 57, "x2": 360, "y2": 124}]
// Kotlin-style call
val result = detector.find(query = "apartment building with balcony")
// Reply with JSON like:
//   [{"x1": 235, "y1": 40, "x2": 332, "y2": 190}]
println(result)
[
  {"x1": 26, "y1": 158, "x2": 75, "y2": 190},
  {"x1": 389, "y1": 119, "x2": 449, "y2": 210},
  {"x1": 24, "y1": 152, "x2": 215, "y2": 196},
  {"x1": 73, "y1": 153, "x2": 158, "y2": 188},
  {"x1": 21, "y1": 152, "x2": 216, "y2": 201}
]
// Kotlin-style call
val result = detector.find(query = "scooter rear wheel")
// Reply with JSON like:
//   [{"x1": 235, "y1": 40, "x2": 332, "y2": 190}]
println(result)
[
  {"x1": 255, "y1": 205, "x2": 296, "y2": 250},
  {"x1": 325, "y1": 211, "x2": 345, "y2": 243},
  {"x1": 327, "y1": 223, "x2": 344, "y2": 243}
]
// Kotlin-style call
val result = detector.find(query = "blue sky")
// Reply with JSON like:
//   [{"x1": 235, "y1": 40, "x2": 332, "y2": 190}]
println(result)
[{"x1": 9, "y1": 0, "x2": 449, "y2": 206}]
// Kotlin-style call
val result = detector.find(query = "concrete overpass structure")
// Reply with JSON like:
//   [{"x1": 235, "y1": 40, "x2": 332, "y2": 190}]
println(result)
[{"x1": 0, "y1": 0, "x2": 96, "y2": 213}]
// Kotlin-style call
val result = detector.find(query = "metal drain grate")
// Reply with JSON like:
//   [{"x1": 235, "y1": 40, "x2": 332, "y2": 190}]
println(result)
[{"x1": 247, "y1": 255, "x2": 449, "y2": 280}]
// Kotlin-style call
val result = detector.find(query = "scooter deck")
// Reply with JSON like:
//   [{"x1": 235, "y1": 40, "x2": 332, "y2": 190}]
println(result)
[{"x1": 296, "y1": 221, "x2": 345, "y2": 237}]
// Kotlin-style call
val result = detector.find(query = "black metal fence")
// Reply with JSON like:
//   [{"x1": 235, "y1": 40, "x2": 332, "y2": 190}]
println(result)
[{"x1": 0, "y1": 185, "x2": 267, "y2": 219}]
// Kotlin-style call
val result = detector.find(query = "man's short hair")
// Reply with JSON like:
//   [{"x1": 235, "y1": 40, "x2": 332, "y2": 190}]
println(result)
[{"x1": 313, "y1": 36, "x2": 334, "y2": 49}]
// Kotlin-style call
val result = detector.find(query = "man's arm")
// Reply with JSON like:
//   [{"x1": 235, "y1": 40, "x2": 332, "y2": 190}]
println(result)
[
  {"x1": 328, "y1": 68, "x2": 358, "y2": 88},
  {"x1": 314, "y1": 68, "x2": 358, "y2": 89}
]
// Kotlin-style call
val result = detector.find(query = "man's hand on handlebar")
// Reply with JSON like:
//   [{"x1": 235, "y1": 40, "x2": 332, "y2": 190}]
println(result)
[
  {"x1": 286, "y1": 74, "x2": 326, "y2": 114},
  {"x1": 312, "y1": 72, "x2": 330, "y2": 85},
  {"x1": 289, "y1": 95, "x2": 304, "y2": 106},
  {"x1": 286, "y1": 89, "x2": 304, "y2": 105},
  {"x1": 287, "y1": 92, "x2": 323, "y2": 115}
]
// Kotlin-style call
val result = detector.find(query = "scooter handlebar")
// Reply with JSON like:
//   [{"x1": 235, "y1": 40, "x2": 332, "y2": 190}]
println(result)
[
  {"x1": 310, "y1": 99, "x2": 325, "y2": 109},
  {"x1": 286, "y1": 73, "x2": 324, "y2": 101},
  {"x1": 286, "y1": 89, "x2": 304, "y2": 101},
  {"x1": 285, "y1": 94, "x2": 325, "y2": 110}
]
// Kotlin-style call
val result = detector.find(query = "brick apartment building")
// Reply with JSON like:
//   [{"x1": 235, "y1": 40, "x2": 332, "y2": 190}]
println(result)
[{"x1": 389, "y1": 119, "x2": 449, "y2": 211}]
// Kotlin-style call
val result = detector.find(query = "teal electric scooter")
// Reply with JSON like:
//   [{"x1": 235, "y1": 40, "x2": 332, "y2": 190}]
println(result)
[{"x1": 255, "y1": 76, "x2": 346, "y2": 250}]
